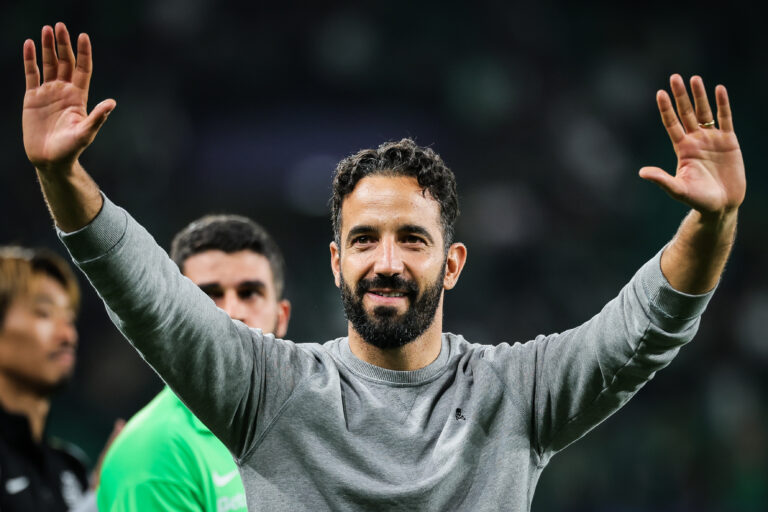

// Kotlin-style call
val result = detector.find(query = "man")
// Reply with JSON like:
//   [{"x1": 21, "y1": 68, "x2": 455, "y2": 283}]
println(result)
[
  {"x1": 97, "y1": 214, "x2": 291, "y2": 511},
  {"x1": 0, "y1": 246, "x2": 89, "y2": 510},
  {"x1": 21, "y1": 23, "x2": 745, "y2": 511}
]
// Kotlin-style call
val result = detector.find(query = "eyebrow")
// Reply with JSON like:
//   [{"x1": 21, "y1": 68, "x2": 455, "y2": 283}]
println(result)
[
  {"x1": 399, "y1": 224, "x2": 435, "y2": 244},
  {"x1": 30, "y1": 294, "x2": 75, "y2": 320},
  {"x1": 346, "y1": 225, "x2": 377, "y2": 244},
  {"x1": 31, "y1": 295, "x2": 57, "y2": 306},
  {"x1": 197, "y1": 280, "x2": 268, "y2": 293},
  {"x1": 237, "y1": 280, "x2": 268, "y2": 292},
  {"x1": 346, "y1": 224, "x2": 435, "y2": 245}
]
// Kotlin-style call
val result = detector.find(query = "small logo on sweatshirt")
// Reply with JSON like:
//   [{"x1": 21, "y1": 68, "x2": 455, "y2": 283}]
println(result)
[{"x1": 455, "y1": 408, "x2": 466, "y2": 421}]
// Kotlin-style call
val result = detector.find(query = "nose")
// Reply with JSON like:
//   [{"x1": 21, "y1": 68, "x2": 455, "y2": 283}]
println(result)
[
  {"x1": 372, "y1": 236, "x2": 404, "y2": 276},
  {"x1": 220, "y1": 290, "x2": 248, "y2": 323},
  {"x1": 58, "y1": 317, "x2": 78, "y2": 346}
]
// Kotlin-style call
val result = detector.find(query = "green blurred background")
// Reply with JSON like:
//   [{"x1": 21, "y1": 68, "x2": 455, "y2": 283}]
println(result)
[{"x1": 1, "y1": 1, "x2": 765, "y2": 510}]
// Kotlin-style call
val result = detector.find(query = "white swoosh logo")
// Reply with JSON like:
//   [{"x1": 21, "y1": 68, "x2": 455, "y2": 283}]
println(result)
[
  {"x1": 212, "y1": 470, "x2": 239, "y2": 487},
  {"x1": 6, "y1": 476, "x2": 30, "y2": 495}
]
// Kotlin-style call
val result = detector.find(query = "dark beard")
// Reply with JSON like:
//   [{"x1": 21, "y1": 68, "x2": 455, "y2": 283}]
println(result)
[{"x1": 340, "y1": 261, "x2": 445, "y2": 350}]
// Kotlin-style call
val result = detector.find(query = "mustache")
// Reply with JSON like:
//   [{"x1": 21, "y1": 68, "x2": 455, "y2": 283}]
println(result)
[{"x1": 355, "y1": 274, "x2": 419, "y2": 297}]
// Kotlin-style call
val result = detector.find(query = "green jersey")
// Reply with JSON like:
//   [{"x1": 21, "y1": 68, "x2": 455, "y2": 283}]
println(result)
[{"x1": 97, "y1": 387, "x2": 246, "y2": 512}]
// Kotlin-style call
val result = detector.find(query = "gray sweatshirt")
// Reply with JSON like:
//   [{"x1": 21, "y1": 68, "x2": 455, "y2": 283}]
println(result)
[{"x1": 60, "y1": 197, "x2": 713, "y2": 511}]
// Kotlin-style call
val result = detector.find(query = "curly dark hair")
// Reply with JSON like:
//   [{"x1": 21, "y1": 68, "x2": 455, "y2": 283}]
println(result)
[
  {"x1": 331, "y1": 138, "x2": 459, "y2": 249},
  {"x1": 170, "y1": 215, "x2": 286, "y2": 299}
]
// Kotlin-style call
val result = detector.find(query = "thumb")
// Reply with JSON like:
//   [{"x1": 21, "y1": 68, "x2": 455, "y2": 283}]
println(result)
[
  {"x1": 639, "y1": 166, "x2": 687, "y2": 199},
  {"x1": 79, "y1": 99, "x2": 116, "y2": 144}
]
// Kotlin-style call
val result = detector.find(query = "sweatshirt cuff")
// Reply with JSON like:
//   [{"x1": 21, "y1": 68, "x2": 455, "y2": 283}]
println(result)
[
  {"x1": 57, "y1": 193, "x2": 128, "y2": 264},
  {"x1": 641, "y1": 247, "x2": 715, "y2": 321}
]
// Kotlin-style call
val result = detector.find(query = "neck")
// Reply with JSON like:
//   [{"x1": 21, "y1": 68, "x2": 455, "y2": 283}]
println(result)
[
  {"x1": 0, "y1": 374, "x2": 50, "y2": 442},
  {"x1": 348, "y1": 304, "x2": 444, "y2": 371}
]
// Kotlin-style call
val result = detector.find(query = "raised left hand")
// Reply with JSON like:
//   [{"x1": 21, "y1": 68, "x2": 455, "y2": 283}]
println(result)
[{"x1": 639, "y1": 74, "x2": 746, "y2": 220}]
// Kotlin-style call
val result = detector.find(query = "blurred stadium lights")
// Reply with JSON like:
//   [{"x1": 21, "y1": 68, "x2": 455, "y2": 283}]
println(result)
[
  {"x1": 286, "y1": 154, "x2": 337, "y2": 216},
  {"x1": 461, "y1": 182, "x2": 544, "y2": 247}
]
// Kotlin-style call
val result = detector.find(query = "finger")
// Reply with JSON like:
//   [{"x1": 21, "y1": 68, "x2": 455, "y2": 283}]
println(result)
[
  {"x1": 690, "y1": 76, "x2": 715, "y2": 127},
  {"x1": 656, "y1": 90, "x2": 685, "y2": 144},
  {"x1": 41, "y1": 25, "x2": 58, "y2": 83},
  {"x1": 78, "y1": 99, "x2": 116, "y2": 144},
  {"x1": 715, "y1": 85, "x2": 734, "y2": 133},
  {"x1": 73, "y1": 33, "x2": 92, "y2": 91},
  {"x1": 55, "y1": 22, "x2": 76, "y2": 81},
  {"x1": 23, "y1": 39, "x2": 40, "y2": 90},
  {"x1": 639, "y1": 166, "x2": 688, "y2": 199},
  {"x1": 669, "y1": 74, "x2": 698, "y2": 133}
]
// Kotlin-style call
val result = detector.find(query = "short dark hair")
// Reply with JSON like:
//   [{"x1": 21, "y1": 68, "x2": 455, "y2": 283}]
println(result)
[
  {"x1": 170, "y1": 215, "x2": 286, "y2": 299},
  {"x1": 331, "y1": 138, "x2": 459, "y2": 249},
  {"x1": 0, "y1": 246, "x2": 80, "y2": 328}
]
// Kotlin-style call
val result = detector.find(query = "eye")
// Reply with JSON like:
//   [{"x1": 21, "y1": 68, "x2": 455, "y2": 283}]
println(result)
[
  {"x1": 402, "y1": 234, "x2": 426, "y2": 245},
  {"x1": 238, "y1": 288, "x2": 262, "y2": 300},
  {"x1": 202, "y1": 289, "x2": 223, "y2": 299},
  {"x1": 33, "y1": 307, "x2": 53, "y2": 319},
  {"x1": 352, "y1": 235, "x2": 375, "y2": 245}
]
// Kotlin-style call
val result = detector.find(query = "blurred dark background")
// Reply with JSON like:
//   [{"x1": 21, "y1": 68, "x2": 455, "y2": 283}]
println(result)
[{"x1": 1, "y1": 1, "x2": 766, "y2": 510}]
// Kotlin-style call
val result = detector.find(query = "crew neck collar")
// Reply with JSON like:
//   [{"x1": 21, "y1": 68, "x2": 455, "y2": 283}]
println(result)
[{"x1": 339, "y1": 334, "x2": 451, "y2": 385}]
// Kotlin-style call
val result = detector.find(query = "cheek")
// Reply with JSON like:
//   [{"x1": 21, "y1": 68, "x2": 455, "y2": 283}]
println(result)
[
  {"x1": 410, "y1": 254, "x2": 444, "y2": 279},
  {"x1": 0, "y1": 328, "x2": 45, "y2": 369},
  {"x1": 0, "y1": 313, "x2": 51, "y2": 370},
  {"x1": 340, "y1": 252, "x2": 375, "y2": 280},
  {"x1": 2, "y1": 320, "x2": 51, "y2": 350},
  {"x1": 31, "y1": 319, "x2": 56, "y2": 346},
  {"x1": 243, "y1": 303, "x2": 280, "y2": 331}
]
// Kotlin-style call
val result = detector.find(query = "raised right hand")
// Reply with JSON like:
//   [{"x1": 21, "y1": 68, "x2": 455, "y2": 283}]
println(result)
[{"x1": 22, "y1": 23, "x2": 115, "y2": 175}]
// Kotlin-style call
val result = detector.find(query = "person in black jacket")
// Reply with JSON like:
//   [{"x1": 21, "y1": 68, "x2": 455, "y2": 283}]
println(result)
[{"x1": 0, "y1": 246, "x2": 90, "y2": 511}]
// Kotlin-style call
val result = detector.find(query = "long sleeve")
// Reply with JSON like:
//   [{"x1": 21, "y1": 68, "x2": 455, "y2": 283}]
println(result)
[
  {"x1": 484, "y1": 249, "x2": 714, "y2": 465},
  {"x1": 58, "y1": 196, "x2": 316, "y2": 458}
]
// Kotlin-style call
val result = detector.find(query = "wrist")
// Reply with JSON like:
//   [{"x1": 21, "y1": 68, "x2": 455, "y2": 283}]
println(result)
[
  {"x1": 674, "y1": 209, "x2": 738, "y2": 258},
  {"x1": 34, "y1": 160, "x2": 103, "y2": 233},
  {"x1": 35, "y1": 160, "x2": 82, "y2": 182},
  {"x1": 691, "y1": 207, "x2": 739, "y2": 232}
]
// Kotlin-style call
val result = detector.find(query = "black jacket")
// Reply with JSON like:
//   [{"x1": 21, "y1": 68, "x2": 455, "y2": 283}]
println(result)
[{"x1": 0, "y1": 404, "x2": 89, "y2": 511}]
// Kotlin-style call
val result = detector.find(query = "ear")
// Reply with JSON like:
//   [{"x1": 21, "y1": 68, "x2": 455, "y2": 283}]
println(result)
[
  {"x1": 275, "y1": 299, "x2": 291, "y2": 338},
  {"x1": 443, "y1": 242, "x2": 467, "y2": 290},
  {"x1": 330, "y1": 241, "x2": 341, "y2": 288}
]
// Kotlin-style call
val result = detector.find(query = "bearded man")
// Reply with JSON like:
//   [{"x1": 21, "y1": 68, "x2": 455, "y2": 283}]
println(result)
[{"x1": 20, "y1": 23, "x2": 745, "y2": 511}]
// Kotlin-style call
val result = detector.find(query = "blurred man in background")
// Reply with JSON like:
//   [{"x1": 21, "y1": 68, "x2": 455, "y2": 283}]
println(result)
[
  {"x1": 0, "y1": 246, "x2": 89, "y2": 511},
  {"x1": 97, "y1": 215, "x2": 291, "y2": 511}
]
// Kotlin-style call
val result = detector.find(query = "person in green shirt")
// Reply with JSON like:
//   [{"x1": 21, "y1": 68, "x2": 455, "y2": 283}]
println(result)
[{"x1": 96, "y1": 214, "x2": 291, "y2": 512}]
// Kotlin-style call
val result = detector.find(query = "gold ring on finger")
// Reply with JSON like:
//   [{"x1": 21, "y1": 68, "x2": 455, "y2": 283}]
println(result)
[{"x1": 698, "y1": 120, "x2": 716, "y2": 128}]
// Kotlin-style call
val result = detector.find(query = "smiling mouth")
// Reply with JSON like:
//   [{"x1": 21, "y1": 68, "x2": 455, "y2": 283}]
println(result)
[
  {"x1": 369, "y1": 290, "x2": 407, "y2": 298},
  {"x1": 365, "y1": 290, "x2": 411, "y2": 308}
]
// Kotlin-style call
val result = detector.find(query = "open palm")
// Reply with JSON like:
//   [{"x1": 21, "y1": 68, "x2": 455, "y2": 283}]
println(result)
[
  {"x1": 640, "y1": 75, "x2": 746, "y2": 218},
  {"x1": 22, "y1": 23, "x2": 114, "y2": 173}
]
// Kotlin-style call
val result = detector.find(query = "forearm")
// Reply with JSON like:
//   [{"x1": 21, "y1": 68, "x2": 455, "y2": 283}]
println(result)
[
  {"x1": 661, "y1": 208, "x2": 737, "y2": 294},
  {"x1": 59, "y1": 198, "x2": 260, "y2": 454},
  {"x1": 511, "y1": 248, "x2": 713, "y2": 457},
  {"x1": 36, "y1": 161, "x2": 103, "y2": 232}
]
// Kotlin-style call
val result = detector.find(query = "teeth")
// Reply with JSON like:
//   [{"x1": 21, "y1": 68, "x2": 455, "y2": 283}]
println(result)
[{"x1": 375, "y1": 292, "x2": 405, "y2": 297}]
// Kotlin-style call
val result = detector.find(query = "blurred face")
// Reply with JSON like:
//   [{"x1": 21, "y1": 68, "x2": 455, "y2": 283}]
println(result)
[
  {"x1": 0, "y1": 274, "x2": 78, "y2": 396},
  {"x1": 182, "y1": 250, "x2": 290, "y2": 337},
  {"x1": 330, "y1": 175, "x2": 463, "y2": 349}
]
